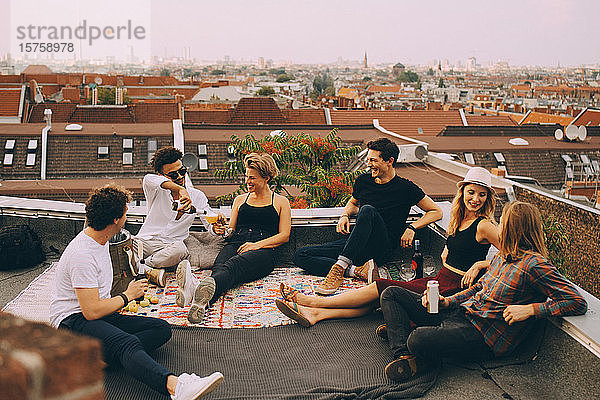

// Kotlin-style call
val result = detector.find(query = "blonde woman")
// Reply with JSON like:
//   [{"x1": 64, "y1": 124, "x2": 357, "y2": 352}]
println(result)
[
  {"x1": 178, "y1": 153, "x2": 292, "y2": 324},
  {"x1": 380, "y1": 201, "x2": 587, "y2": 381},
  {"x1": 276, "y1": 167, "x2": 499, "y2": 327}
]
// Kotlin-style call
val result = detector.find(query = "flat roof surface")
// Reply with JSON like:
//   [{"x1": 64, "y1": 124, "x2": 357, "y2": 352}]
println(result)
[{"x1": 425, "y1": 135, "x2": 600, "y2": 152}]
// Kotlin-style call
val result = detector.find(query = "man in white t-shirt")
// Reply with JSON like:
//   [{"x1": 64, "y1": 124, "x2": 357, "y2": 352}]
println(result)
[
  {"x1": 134, "y1": 146, "x2": 225, "y2": 287},
  {"x1": 50, "y1": 184, "x2": 223, "y2": 400}
]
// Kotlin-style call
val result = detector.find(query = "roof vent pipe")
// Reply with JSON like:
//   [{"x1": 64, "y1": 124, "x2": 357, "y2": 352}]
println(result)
[{"x1": 41, "y1": 109, "x2": 52, "y2": 180}]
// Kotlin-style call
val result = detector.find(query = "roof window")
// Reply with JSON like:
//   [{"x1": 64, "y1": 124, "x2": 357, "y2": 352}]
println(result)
[
  {"x1": 198, "y1": 158, "x2": 208, "y2": 171},
  {"x1": 123, "y1": 152, "x2": 133, "y2": 165},
  {"x1": 5, "y1": 139, "x2": 15, "y2": 150},
  {"x1": 26, "y1": 153, "x2": 36, "y2": 166},
  {"x1": 198, "y1": 144, "x2": 207, "y2": 156},
  {"x1": 28, "y1": 140, "x2": 38, "y2": 150},
  {"x1": 464, "y1": 153, "x2": 475, "y2": 164},
  {"x1": 98, "y1": 146, "x2": 109, "y2": 160},
  {"x1": 123, "y1": 138, "x2": 134, "y2": 150},
  {"x1": 3, "y1": 153, "x2": 13, "y2": 166}
]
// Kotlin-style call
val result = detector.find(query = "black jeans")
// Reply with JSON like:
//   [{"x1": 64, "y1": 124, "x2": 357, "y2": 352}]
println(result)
[
  {"x1": 59, "y1": 312, "x2": 172, "y2": 395},
  {"x1": 211, "y1": 228, "x2": 276, "y2": 302},
  {"x1": 380, "y1": 286, "x2": 493, "y2": 362},
  {"x1": 294, "y1": 205, "x2": 392, "y2": 276}
]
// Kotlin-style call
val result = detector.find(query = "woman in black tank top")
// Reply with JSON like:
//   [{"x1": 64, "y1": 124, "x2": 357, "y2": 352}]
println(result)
[
  {"x1": 185, "y1": 153, "x2": 292, "y2": 324},
  {"x1": 276, "y1": 167, "x2": 500, "y2": 327}
]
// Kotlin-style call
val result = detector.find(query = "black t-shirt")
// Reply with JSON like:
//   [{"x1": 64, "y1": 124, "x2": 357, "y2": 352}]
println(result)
[{"x1": 352, "y1": 173, "x2": 425, "y2": 246}]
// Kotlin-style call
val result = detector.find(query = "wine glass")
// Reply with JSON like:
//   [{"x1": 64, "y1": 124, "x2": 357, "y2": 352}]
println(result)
[
  {"x1": 399, "y1": 261, "x2": 416, "y2": 281},
  {"x1": 423, "y1": 255, "x2": 436, "y2": 277}
]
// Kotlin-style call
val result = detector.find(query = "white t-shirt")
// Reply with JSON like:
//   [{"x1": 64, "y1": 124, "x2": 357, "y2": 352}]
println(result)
[
  {"x1": 49, "y1": 230, "x2": 113, "y2": 328},
  {"x1": 135, "y1": 174, "x2": 214, "y2": 243}
]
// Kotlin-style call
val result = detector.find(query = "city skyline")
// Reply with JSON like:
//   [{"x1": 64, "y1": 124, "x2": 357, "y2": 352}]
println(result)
[{"x1": 0, "y1": 0, "x2": 599, "y2": 67}]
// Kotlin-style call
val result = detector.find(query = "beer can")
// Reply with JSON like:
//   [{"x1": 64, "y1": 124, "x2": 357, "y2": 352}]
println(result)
[{"x1": 426, "y1": 280, "x2": 439, "y2": 314}]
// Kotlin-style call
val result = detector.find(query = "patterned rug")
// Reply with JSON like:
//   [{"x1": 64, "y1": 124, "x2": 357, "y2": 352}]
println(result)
[{"x1": 3, "y1": 263, "x2": 368, "y2": 329}]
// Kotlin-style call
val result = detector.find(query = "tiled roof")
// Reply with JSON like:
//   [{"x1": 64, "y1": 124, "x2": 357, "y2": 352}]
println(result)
[
  {"x1": 22, "y1": 65, "x2": 53, "y2": 75},
  {"x1": 228, "y1": 97, "x2": 285, "y2": 124},
  {"x1": 572, "y1": 108, "x2": 600, "y2": 127},
  {"x1": 0, "y1": 88, "x2": 22, "y2": 117},
  {"x1": 330, "y1": 110, "x2": 464, "y2": 136},
  {"x1": 465, "y1": 115, "x2": 517, "y2": 126},
  {"x1": 27, "y1": 103, "x2": 77, "y2": 123},
  {"x1": 337, "y1": 87, "x2": 359, "y2": 99},
  {"x1": 69, "y1": 106, "x2": 134, "y2": 123},
  {"x1": 25, "y1": 103, "x2": 178, "y2": 123},
  {"x1": 281, "y1": 109, "x2": 326, "y2": 124},
  {"x1": 520, "y1": 111, "x2": 574, "y2": 126},
  {"x1": 133, "y1": 103, "x2": 179, "y2": 123},
  {"x1": 185, "y1": 110, "x2": 233, "y2": 124},
  {"x1": 366, "y1": 85, "x2": 401, "y2": 93},
  {"x1": 61, "y1": 87, "x2": 81, "y2": 103}
]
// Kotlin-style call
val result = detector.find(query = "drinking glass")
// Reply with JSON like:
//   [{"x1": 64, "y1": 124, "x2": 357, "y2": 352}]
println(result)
[
  {"x1": 399, "y1": 262, "x2": 416, "y2": 281},
  {"x1": 423, "y1": 255, "x2": 436, "y2": 277}
]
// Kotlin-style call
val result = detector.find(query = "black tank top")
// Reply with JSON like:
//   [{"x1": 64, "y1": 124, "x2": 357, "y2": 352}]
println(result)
[
  {"x1": 445, "y1": 216, "x2": 491, "y2": 272},
  {"x1": 235, "y1": 193, "x2": 280, "y2": 236}
]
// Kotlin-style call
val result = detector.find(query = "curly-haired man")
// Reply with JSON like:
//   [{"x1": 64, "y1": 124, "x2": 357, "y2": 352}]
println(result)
[
  {"x1": 50, "y1": 184, "x2": 223, "y2": 399},
  {"x1": 134, "y1": 146, "x2": 225, "y2": 287}
]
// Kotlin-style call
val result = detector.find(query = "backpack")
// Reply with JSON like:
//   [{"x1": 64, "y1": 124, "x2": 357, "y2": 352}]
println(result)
[{"x1": 0, "y1": 225, "x2": 46, "y2": 270}]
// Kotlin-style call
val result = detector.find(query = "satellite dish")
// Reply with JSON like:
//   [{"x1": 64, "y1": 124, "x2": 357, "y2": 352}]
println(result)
[
  {"x1": 94, "y1": 77, "x2": 102, "y2": 85},
  {"x1": 565, "y1": 125, "x2": 578, "y2": 141},
  {"x1": 578, "y1": 125, "x2": 587, "y2": 141},
  {"x1": 554, "y1": 129, "x2": 564, "y2": 140},
  {"x1": 65, "y1": 123, "x2": 83, "y2": 131},
  {"x1": 181, "y1": 153, "x2": 198, "y2": 172}
]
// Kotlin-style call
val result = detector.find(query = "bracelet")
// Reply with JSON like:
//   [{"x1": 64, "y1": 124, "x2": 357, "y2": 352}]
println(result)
[
  {"x1": 340, "y1": 214, "x2": 349, "y2": 219},
  {"x1": 407, "y1": 225, "x2": 417, "y2": 233},
  {"x1": 118, "y1": 293, "x2": 129, "y2": 307}
]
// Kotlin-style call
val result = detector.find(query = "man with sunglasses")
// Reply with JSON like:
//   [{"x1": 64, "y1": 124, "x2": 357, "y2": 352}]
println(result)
[{"x1": 134, "y1": 146, "x2": 225, "y2": 287}]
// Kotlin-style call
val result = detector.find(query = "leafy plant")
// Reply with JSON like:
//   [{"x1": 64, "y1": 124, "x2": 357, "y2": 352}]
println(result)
[
  {"x1": 214, "y1": 129, "x2": 363, "y2": 207},
  {"x1": 542, "y1": 214, "x2": 572, "y2": 278}
]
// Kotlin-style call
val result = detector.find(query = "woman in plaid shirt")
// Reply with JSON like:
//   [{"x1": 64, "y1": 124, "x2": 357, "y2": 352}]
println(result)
[{"x1": 380, "y1": 201, "x2": 587, "y2": 382}]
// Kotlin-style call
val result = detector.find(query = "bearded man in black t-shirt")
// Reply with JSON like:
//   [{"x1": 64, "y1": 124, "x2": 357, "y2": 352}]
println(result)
[{"x1": 294, "y1": 138, "x2": 443, "y2": 295}]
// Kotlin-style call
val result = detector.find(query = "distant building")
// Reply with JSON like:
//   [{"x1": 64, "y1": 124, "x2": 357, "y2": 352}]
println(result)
[
  {"x1": 363, "y1": 52, "x2": 368, "y2": 69},
  {"x1": 392, "y1": 63, "x2": 405, "y2": 78},
  {"x1": 467, "y1": 57, "x2": 476, "y2": 72}
]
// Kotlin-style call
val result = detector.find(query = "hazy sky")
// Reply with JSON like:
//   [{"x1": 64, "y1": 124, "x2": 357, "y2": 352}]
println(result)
[{"x1": 1, "y1": 0, "x2": 598, "y2": 66}]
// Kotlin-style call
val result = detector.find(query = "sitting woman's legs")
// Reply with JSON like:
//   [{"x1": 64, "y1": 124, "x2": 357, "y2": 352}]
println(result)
[{"x1": 211, "y1": 245, "x2": 275, "y2": 302}]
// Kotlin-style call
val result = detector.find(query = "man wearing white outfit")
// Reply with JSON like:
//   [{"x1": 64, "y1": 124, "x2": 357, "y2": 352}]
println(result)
[
  {"x1": 134, "y1": 146, "x2": 225, "y2": 287},
  {"x1": 50, "y1": 184, "x2": 223, "y2": 400}
]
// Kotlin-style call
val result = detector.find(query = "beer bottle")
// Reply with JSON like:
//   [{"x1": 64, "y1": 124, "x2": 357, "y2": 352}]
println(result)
[{"x1": 412, "y1": 239, "x2": 423, "y2": 279}]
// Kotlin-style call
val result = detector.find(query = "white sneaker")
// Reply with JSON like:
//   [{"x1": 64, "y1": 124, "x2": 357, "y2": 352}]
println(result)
[
  {"x1": 171, "y1": 372, "x2": 223, "y2": 400},
  {"x1": 176, "y1": 260, "x2": 198, "y2": 307},
  {"x1": 187, "y1": 276, "x2": 216, "y2": 324}
]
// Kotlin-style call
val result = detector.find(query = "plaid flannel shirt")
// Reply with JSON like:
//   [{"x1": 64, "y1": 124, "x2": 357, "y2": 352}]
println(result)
[{"x1": 446, "y1": 252, "x2": 587, "y2": 356}]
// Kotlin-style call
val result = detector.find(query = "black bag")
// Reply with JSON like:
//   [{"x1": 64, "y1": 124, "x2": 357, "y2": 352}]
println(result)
[{"x1": 0, "y1": 225, "x2": 45, "y2": 270}]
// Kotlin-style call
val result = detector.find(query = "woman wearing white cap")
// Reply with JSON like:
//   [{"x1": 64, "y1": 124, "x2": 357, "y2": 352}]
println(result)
[{"x1": 276, "y1": 167, "x2": 500, "y2": 327}]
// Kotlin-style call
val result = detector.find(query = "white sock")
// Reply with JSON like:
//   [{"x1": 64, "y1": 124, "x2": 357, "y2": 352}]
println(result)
[
  {"x1": 347, "y1": 265, "x2": 357, "y2": 277},
  {"x1": 137, "y1": 261, "x2": 151, "y2": 274}
]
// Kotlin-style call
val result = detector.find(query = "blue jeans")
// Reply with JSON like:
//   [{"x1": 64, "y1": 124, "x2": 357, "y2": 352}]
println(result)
[
  {"x1": 59, "y1": 312, "x2": 172, "y2": 395},
  {"x1": 380, "y1": 286, "x2": 493, "y2": 362},
  {"x1": 294, "y1": 205, "x2": 392, "y2": 276}
]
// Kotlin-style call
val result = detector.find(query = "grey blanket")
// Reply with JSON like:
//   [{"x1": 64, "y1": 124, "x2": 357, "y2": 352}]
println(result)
[{"x1": 105, "y1": 313, "x2": 438, "y2": 399}]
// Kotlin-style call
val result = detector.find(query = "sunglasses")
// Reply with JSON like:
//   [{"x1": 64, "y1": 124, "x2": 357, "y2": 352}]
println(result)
[{"x1": 165, "y1": 166, "x2": 187, "y2": 180}]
